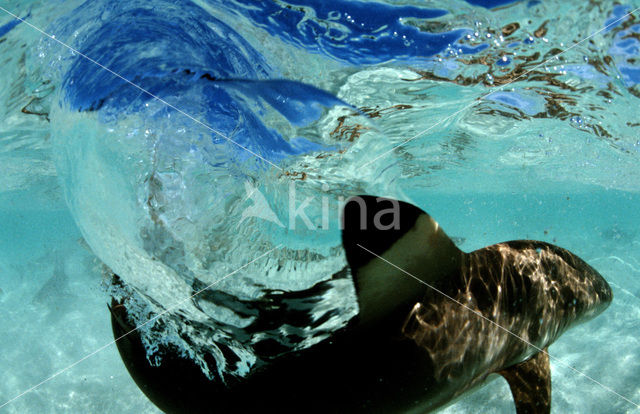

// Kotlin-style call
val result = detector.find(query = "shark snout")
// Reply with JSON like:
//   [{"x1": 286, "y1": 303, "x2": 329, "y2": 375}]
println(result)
[
  {"x1": 573, "y1": 262, "x2": 613, "y2": 324},
  {"x1": 591, "y1": 267, "x2": 613, "y2": 310}
]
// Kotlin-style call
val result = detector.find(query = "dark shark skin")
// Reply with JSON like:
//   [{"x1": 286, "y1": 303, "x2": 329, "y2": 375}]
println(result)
[{"x1": 109, "y1": 196, "x2": 612, "y2": 414}]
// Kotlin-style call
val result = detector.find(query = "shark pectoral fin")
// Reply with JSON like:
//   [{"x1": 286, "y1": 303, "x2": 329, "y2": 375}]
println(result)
[
  {"x1": 498, "y1": 349, "x2": 551, "y2": 414},
  {"x1": 341, "y1": 195, "x2": 463, "y2": 325}
]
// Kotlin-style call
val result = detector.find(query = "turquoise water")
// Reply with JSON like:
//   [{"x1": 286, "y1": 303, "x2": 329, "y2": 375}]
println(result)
[{"x1": 1, "y1": 0, "x2": 640, "y2": 412}]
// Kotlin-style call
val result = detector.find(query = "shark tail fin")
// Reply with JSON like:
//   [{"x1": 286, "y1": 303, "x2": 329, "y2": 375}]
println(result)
[
  {"x1": 498, "y1": 348, "x2": 551, "y2": 414},
  {"x1": 341, "y1": 195, "x2": 463, "y2": 325}
]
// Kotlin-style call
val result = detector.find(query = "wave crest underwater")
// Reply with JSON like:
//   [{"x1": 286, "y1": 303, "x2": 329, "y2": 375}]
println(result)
[{"x1": 43, "y1": 0, "x2": 414, "y2": 381}]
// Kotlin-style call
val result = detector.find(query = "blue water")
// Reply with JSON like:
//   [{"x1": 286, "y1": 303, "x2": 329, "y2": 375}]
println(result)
[{"x1": 1, "y1": 0, "x2": 640, "y2": 412}]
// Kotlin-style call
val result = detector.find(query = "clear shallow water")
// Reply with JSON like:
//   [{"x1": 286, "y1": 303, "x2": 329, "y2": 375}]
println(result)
[{"x1": 1, "y1": 0, "x2": 639, "y2": 412}]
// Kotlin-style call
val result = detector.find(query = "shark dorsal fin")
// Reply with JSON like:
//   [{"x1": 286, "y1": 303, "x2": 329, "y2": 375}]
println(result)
[
  {"x1": 498, "y1": 349, "x2": 551, "y2": 414},
  {"x1": 341, "y1": 196, "x2": 463, "y2": 325}
]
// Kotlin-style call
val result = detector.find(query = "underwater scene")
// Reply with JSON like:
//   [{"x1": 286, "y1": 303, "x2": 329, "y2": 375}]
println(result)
[{"x1": 0, "y1": 0, "x2": 639, "y2": 412}]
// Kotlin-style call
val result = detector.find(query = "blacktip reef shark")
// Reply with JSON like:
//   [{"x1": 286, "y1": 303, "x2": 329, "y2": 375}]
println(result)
[{"x1": 109, "y1": 195, "x2": 612, "y2": 414}]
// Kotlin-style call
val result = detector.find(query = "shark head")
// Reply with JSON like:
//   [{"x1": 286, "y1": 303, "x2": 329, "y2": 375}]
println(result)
[{"x1": 341, "y1": 195, "x2": 613, "y2": 413}]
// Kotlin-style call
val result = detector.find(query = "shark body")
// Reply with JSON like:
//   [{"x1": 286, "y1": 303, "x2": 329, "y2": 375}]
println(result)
[{"x1": 110, "y1": 195, "x2": 612, "y2": 413}]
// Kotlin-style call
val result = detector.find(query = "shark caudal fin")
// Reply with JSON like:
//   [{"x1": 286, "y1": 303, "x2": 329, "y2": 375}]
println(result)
[
  {"x1": 341, "y1": 195, "x2": 463, "y2": 325},
  {"x1": 498, "y1": 349, "x2": 551, "y2": 414}
]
